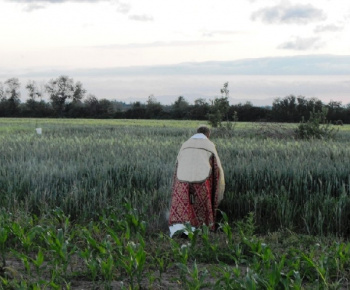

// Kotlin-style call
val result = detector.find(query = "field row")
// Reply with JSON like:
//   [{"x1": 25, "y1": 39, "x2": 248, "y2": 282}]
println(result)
[
  {"x1": 1, "y1": 207, "x2": 350, "y2": 289},
  {"x1": 1, "y1": 119, "x2": 350, "y2": 236}
]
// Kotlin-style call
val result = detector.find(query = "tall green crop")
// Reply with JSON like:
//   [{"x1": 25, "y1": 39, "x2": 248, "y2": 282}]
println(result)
[{"x1": 1, "y1": 118, "x2": 350, "y2": 236}]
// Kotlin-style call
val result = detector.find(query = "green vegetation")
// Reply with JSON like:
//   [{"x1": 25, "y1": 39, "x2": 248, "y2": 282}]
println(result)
[
  {"x1": 1, "y1": 77, "x2": 350, "y2": 124},
  {"x1": 296, "y1": 107, "x2": 338, "y2": 140},
  {"x1": 1, "y1": 118, "x2": 350, "y2": 288},
  {"x1": 1, "y1": 205, "x2": 350, "y2": 288}
]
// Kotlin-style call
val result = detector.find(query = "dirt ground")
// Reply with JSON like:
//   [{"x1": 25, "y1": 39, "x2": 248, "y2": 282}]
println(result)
[{"x1": 3, "y1": 257, "x2": 219, "y2": 289}]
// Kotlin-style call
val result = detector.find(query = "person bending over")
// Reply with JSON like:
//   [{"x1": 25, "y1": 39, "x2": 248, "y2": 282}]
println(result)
[{"x1": 168, "y1": 125, "x2": 225, "y2": 237}]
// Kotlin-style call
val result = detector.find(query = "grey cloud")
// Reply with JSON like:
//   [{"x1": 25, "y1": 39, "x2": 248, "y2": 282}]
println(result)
[
  {"x1": 278, "y1": 37, "x2": 324, "y2": 50},
  {"x1": 252, "y1": 2, "x2": 326, "y2": 24},
  {"x1": 128, "y1": 14, "x2": 153, "y2": 22},
  {"x1": 314, "y1": 24, "x2": 344, "y2": 33}
]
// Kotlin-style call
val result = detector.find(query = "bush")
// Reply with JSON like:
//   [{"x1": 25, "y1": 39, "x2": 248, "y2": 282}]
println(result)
[
  {"x1": 211, "y1": 111, "x2": 238, "y2": 138},
  {"x1": 295, "y1": 108, "x2": 338, "y2": 140}
]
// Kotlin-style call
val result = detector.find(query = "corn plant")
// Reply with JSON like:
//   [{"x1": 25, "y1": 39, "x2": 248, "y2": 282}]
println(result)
[
  {"x1": 196, "y1": 225, "x2": 220, "y2": 262},
  {"x1": 118, "y1": 233, "x2": 147, "y2": 289},
  {"x1": 79, "y1": 248, "x2": 100, "y2": 282},
  {"x1": 300, "y1": 250, "x2": 328, "y2": 287},
  {"x1": 42, "y1": 227, "x2": 76, "y2": 279},
  {"x1": 151, "y1": 233, "x2": 172, "y2": 286},
  {"x1": 100, "y1": 254, "x2": 114, "y2": 288},
  {"x1": 177, "y1": 260, "x2": 210, "y2": 289},
  {"x1": 0, "y1": 223, "x2": 8, "y2": 269},
  {"x1": 217, "y1": 211, "x2": 244, "y2": 265},
  {"x1": 10, "y1": 222, "x2": 43, "y2": 255},
  {"x1": 12, "y1": 251, "x2": 31, "y2": 276},
  {"x1": 214, "y1": 264, "x2": 242, "y2": 289},
  {"x1": 80, "y1": 227, "x2": 110, "y2": 282}
]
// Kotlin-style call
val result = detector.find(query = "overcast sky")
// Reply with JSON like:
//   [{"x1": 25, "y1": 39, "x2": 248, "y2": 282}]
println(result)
[{"x1": 1, "y1": 0, "x2": 349, "y2": 105}]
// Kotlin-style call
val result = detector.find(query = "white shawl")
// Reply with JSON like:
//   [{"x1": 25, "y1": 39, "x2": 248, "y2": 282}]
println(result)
[{"x1": 176, "y1": 135, "x2": 225, "y2": 203}]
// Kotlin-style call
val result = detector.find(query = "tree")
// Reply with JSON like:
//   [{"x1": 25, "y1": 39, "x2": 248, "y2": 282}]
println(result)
[
  {"x1": 0, "y1": 82, "x2": 5, "y2": 116},
  {"x1": 172, "y1": 96, "x2": 189, "y2": 119},
  {"x1": 0, "y1": 82, "x2": 4, "y2": 101},
  {"x1": 220, "y1": 82, "x2": 229, "y2": 98},
  {"x1": 146, "y1": 95, "x2": 163, "y2": 118},
  {"x1": 190, "y1": 98, "x2": 209, "y2": 120},
  {"x1": 98, "y1": 99, "x2": 115, "y2": 118},
  {"x1": 5, "y1": 78, "x2": 21, "y2": 101},
  {"x1": 24, "y1": 80, "x2": 43, "y2": 116},
  {"x1": 208, "y1": 82, "x2": 230, "y2": 127},
  {"x1": 72, "y1": 81, "x2": 86, "y2": 103},
  {"x1": 1, "y1": 78, "x2": 21, "y2": 116},
  {"x1": 306, "y1": 98, "x2": 323, "y2": 115},
  {"x1": 84, "y1": 94, "x2": 99, "y2": 117},
  {"x1": 125, "y1": 101, "x2": 147, "y2": 119},
  {"x1": 296, "y1": 96, "x2": 309, "y2": 120},
  {"x1": 26, "y1": 80, "x2": 42, "y2": 101},
  {"x1": 272, "y1": 95, "x2": 299, "y2": 122},
  {"x1": 327, "y1": 100, "x2": 343, "y2": 122},
  {"x1": 231, "y1": 102, "x2": 262, "y2": 121},
  {"x1": 45, "y1": 75, "x2": 86, "y2": 117}
]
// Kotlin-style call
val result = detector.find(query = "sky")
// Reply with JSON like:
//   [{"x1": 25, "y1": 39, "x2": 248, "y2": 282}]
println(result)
[{"x1": 0, "y1": 0, "x2": 350, "y2": 105}]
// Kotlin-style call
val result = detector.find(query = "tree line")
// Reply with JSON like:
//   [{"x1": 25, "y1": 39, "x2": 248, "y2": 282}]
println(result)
[{"x1": 1, "y1": 76, "x2": 349, "y2": 124}]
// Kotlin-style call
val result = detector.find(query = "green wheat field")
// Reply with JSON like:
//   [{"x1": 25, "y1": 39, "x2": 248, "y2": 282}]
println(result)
[{"x1": 1, "y1": 118, "x2": 350, "y2": 289}]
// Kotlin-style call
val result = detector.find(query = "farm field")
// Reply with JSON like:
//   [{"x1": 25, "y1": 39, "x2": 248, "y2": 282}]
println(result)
[{"x1": 1, "y1": 118, "x2": 350, "y2": 289}]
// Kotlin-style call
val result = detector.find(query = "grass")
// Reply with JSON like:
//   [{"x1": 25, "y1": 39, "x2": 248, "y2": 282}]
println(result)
[
  {"x1": 1, "y1": 118, "x2": 350, "y2": 234},
  {"x1": 1, "y1": 118, "x2": 350, "y2": 288}
]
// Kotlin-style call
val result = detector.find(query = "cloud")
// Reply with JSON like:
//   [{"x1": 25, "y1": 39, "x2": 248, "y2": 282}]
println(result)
[
  {"x1": 128, "y1": 14, "x2": 153, "y2": 22},
  {"x1": 8, "y1": 0, "x2": 112, "y2": 11},
  {"x1": 11, "y1": 0, "x2": 132, "y2": 15},
  {"x1": 116, "y1": 2, "x2": 130, "y2": 14},
  {"x1": 23, "y1": 3, "x2": 45, "y2": 11},
  {"x1": 344, "y1": 9, "x2": 350, "y2": 20},
  {"x1": 8, "y1": 0, "x2": 109, "y2": 2},
  {"x1": 278, "y1": 37, "x2": 324, "y2": 50},
  {"x1": 314, "y1": 24, "x2": 344, "y2": 33},
  {"x1": 97, "y1": 40, "x2": 227, "y2": 49},
  {"x1": 252, "y1": 2, "x2": 326, "y2": 24},
  {"x1": 8, "y1": 55, "x2": 350, "y2": 80},
  {"x1": 202, "y1": 30, "x2": 241, "y2": 37}
]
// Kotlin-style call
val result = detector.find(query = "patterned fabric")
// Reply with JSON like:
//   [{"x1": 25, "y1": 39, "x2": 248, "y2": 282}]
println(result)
[
  {"x1": 176, "y1": 137, "x2": 225, "y2": 203},
  {"x1": 168, "y1": 156, "x2": 221, "y2": 230}
]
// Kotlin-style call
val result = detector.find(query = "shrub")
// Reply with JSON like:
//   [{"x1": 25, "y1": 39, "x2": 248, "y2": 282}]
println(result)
[
  {"x1": 295, "y1": 107, "x2": 338, "y2": 140},
  {"x1": 212, "y1": 111, "x2": 238, "y2": 138}
]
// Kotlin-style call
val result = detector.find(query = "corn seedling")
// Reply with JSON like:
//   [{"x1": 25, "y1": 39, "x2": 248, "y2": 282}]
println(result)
[
  {"x1": 177, "y1": 260, "x2": 210, "y2": 290},
  {"x1": 0, "y1": 225, "x2": 8, "y2": 269}
]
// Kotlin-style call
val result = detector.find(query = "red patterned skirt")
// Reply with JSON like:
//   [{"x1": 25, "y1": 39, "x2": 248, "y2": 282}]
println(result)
[{"x1": 168, "y1": 156, "x2": 219, "y2": 230}]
